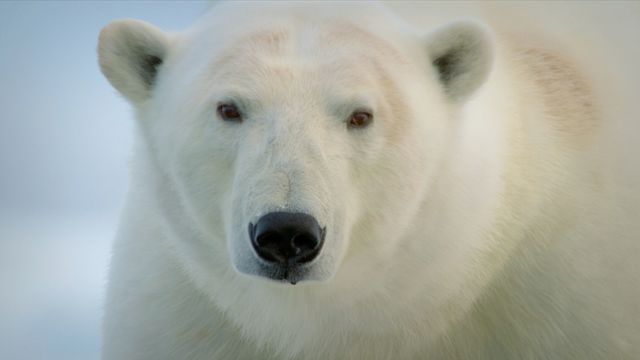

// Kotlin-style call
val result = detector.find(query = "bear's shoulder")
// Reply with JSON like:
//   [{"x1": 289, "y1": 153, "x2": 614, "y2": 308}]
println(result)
[{"x1": 514, "y1": 46, "x2": 598, "y2": 137}]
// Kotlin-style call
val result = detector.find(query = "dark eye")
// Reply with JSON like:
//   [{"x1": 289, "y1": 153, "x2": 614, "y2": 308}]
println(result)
[
  {"x1": 217, "y1": 102, "x2": 242, "y2": 122},
  {"x1": 347, "y1": 110, "x2": 373, "y2": 128}
]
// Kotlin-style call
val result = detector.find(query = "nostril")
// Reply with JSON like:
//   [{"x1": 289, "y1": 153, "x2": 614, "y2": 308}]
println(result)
[
  {"x1": 256, "y1": 231, "x2": 280, "y2": 247},
  {"x1": 255, "y1": 231, "x2": 287, "y2": 263},
  {"x1": 292, "y1": 233, "x2": 318, "y2": 251}
]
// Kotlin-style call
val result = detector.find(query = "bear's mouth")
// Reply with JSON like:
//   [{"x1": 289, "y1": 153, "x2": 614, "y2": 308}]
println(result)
[
  {"x1": 271, "y1": 265, "x2": 300, "y2": 285},
  {"x1": 259, "y1": 261, "x2": 311, "y2": 285}
]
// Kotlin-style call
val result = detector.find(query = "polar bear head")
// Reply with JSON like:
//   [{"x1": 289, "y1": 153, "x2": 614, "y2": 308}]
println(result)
[{"x1": 98, "y1": 2, "x2": 493, "y2": 291}]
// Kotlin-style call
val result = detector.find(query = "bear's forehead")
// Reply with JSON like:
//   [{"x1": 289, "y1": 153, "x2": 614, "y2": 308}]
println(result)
[
  {"x1": 194, "y1": 21, "x2": 412, "y2": 138},
  {"x1": 205, "y1": 21, "x2": 409, "y2": 92},
  {"x1": 230, "y1": 22, "x2": 404, "y2": 60}
]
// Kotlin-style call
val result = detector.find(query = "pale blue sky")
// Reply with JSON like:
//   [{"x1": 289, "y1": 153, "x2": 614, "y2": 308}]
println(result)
[
  {"x1": 0, "y1": 2, "x2": 207, "y2": 359},
  {"x1": 0, "y1": 1, "x2": 208, "y2": 217}
]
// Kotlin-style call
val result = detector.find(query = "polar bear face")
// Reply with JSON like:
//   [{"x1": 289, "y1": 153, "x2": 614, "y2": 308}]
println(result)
[{"x1": 99, "y1": 4, "x2": 492, "y2": 288}]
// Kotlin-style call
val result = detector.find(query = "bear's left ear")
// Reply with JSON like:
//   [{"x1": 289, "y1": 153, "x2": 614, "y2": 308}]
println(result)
[
  {"x1": 98, "y1": 19, "x2": 169, "y2": 104},
  {"x1": 425, "y1": 21, "x2": 493, "y2": 103}
]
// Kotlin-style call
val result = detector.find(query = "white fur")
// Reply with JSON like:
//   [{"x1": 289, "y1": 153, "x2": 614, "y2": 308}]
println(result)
[{"x1": 99, "y1": 2, "x2": 639, "y2": 359}]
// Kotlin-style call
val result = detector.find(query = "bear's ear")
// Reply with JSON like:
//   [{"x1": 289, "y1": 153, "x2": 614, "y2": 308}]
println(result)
[
  {"x1": 98, "y1": 19, "x2": 168, "y2": 103},
  {"x1": 425, "y1": 21, "x2": 493, "y2": 103}
]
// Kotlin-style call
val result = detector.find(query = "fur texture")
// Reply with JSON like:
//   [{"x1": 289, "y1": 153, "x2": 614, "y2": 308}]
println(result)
[{"x1": 99, "y1": 2, "x2": 639, "y2": 359}]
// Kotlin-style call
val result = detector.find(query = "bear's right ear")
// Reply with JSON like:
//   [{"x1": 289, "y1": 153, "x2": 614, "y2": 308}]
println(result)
[
  {"x1": 425, "y1": 21, "x2": 494, "y2": 103},
  {"x1": 98, "y1": 19, "x2": 168, "y2": 103}
]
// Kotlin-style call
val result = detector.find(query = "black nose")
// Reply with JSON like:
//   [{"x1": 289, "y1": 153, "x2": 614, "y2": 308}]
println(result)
[{"x1": 249, "y1": 212, "x2": 325, "y2": 264}]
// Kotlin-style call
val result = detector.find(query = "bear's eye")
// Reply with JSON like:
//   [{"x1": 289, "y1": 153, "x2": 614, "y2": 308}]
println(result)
[
  {"x1": 217, "y1": 102, "x2": 242, "y2": 122},
  {"x1": 347, "y1": 110, "x2": 373, "y2": 129}
]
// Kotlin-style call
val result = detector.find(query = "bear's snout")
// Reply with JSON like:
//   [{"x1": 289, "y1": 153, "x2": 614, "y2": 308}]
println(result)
[{"x1": 249, "y1": 212, "x2": 325, "y2": 265}]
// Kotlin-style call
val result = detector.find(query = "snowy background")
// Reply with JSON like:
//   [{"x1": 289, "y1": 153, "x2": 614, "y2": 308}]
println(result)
[{"x1": 0, "y1": 2, "x2": 206, "y2": 359}]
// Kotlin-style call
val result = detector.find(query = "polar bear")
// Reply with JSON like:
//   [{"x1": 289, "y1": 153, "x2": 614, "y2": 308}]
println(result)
[{"x1": 98, "y1": 1, "x2": 638, "y2": 359}]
